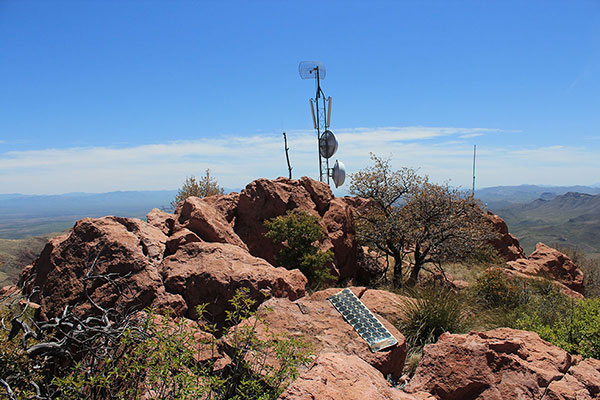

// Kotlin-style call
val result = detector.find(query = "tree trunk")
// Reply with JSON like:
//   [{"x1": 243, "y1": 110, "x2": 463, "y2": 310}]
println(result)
[
  {"x1": 407, "y1": 262, "x2": 421, "y2": 287},
  {"x1": 392, "y1": 252, "x2": 403, "y2": 288},
  {"x1": 407, "y1": 246, "x2": 424, "y2": 286}
]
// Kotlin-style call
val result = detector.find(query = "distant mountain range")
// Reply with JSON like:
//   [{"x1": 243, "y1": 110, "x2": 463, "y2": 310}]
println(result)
[
  {"x1": 0, "y1": 190, "x2": 179, "y2": 238},
  {"x1": 1, "y1": 184, "x2": 599, "y2": 260},
  {"x1": 491, "y1": 191, "x2": 600, "y2": 259},
  {"x1": 476, "y1": 185, "x2": 600, "y2": 210},
  {"x1": 0, "y1": 189, "x2": 243, "y2": 239}
]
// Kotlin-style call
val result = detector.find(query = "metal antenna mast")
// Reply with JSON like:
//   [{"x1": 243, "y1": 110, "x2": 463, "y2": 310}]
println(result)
[
  {"x1": 299, "y1": 61, "x2": 345, "y2": 187},
  {"x1": 472, "y1": 144, "x2": 477, "y2": 197}
]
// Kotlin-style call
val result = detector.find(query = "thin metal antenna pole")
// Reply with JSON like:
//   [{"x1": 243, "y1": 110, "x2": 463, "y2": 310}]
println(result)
[
  {"x1": 472, "y1": 144, "x2": 476, "y2": 197},
  {"x1": 323, "y1": 94, "x2": 330, "y2": 184},
  {"x1": 315, "y1": 67, "x2": 323, "y2": 182}
]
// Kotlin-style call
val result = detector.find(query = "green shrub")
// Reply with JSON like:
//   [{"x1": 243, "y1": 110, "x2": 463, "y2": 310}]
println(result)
[
  {"x1": 0, "y1": 298, "x2": 43, "y2": 399},
  {"x1": 472, "y1": 267, "x2": 524, "y2": 309},
  {"x1": 470, "y1": 267, "x2": 600, "y2": 358},
  {"x1": 216, "y1": 288, "x2": 313, "y2": 400},
  {"x1": 1, "y1": 288, "x2": 313, "y2": 400},
  {"x1": 265, "y1": 210, "x2": 335, "y2": 288},
  {"x1": 553, "y1": 244, "x2": 600, "y2": 298},
  {"x1": 397, "y1": 287, "x2": 467, "y2": 349},
  {"x1": 515, "y1": 297, "x2": 600, "y2": 359},
  {"x1": 171, "y1": 169, "x2": 224, "y2": 209}
]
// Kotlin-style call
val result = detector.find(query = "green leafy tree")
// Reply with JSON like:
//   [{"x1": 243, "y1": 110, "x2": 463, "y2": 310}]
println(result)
[
  {"x1": 265, "y1": 210, "x2": 334, "y2": 289},
  {"x1": 349, "y1": 154, "x2": 422, "y2": 287},
  {"x1": 401, "y1": 181, "x2": 498, "y2": 285},
  {"x1": 171, "y1": 169, "x2": 224, "y2": 209},
  {"x1": 350, "y1": 154, "x2": 497, "y2": 287}
]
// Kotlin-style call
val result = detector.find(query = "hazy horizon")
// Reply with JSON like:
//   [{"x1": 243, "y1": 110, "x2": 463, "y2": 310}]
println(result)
[{"x1": 2, "y1": 182, "x2": 600, "y2": 197}]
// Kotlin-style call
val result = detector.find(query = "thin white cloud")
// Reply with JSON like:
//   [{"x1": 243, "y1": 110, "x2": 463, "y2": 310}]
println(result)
[
  {"x1": 0, "y1": 126, "x2": 597, "y2": 194},
  {"x1": 459, "y1": 133, "x2": 484, "y2": 139}
]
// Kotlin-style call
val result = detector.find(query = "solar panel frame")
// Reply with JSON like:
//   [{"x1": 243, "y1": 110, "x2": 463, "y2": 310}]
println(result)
[{"x1": 328, "y1": 288, "x2": 398, "y2": 352}]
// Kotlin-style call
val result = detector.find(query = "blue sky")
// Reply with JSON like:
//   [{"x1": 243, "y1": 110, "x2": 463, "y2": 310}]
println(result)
[{"x1": 1, "y1": 0, "x2": 599, "y2": 194}]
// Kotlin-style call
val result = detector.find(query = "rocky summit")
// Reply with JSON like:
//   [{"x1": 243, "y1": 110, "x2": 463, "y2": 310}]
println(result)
[{"x1": 5, "y1": 177, "x2": 599, "y2": 399}]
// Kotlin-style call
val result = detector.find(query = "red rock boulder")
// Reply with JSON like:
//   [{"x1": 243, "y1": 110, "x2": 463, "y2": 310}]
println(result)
[
  {"x1": 404, "y1": 328, "x2": 573, "y2": 400},
  {"x1": 234, "y1": 177, "x2": 328, "y2": 266},
  {"x1": 160, "y1": 241, "x2": 307, "y2": 324},
  {"x1": 279, "y1": 352, "x2": 434, "y2": 400},
  {"x1": 173, "y1": 196, "x2": 247, "y2": 251},
  {"x1": 323, "y1": 197, "x2": 360, "y2": 279},
  {"x1": 169, "y1": 177, "x2": 362, "y2": 282},
  {"x1": 507, "y1": 242, "x2": 584, "y2": 295},
  {"x1": 146, "y1": 208, "x2": 175, "y2": 235},
  {"x1": 545, "y1": 357, "x2": 600, "y2": 400},
  {"x1": 19, "y1": 216, "x2": 306, "y2": 324},
  {"x1": 19, "y1": 217, "x2": 186, "y2": 319},
  {"x1": 484, "y1": 211, "x2": 525, "y2": 262},
  {"x1": 234, "y1": 177, "x2": 360, "y2": 281},
  {"x1": 298, "y1": 176, "x2": 334, "y2": 214}
]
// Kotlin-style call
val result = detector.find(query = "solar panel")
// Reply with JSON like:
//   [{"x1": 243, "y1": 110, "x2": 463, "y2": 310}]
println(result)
[{"x1": 328, "y1": 288, "x2": 398, "y2": 352}]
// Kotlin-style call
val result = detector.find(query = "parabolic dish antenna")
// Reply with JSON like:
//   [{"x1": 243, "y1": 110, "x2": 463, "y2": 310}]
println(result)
[
  {"x1": 332, "y1": 160, "x2": 346, "y2": 188},
  {"x1": 299, "y1": 61, "x2": 326, "y2": 80},
  {"x1": 319, "y1": 130, "x2": 338, "y2": 159}
]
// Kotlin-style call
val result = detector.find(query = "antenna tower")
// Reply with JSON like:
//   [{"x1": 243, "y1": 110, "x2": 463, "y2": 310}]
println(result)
[{"x1": 299, "y1": 61, "x2": 345, "y2": 187}]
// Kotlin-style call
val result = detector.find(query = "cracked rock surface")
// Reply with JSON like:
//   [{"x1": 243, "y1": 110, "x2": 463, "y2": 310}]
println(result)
[{"x1": 404, "y1": 328, "x2": 577, "y2": 400}]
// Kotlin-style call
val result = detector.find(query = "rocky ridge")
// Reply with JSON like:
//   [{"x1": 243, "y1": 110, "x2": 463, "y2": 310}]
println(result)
[{"x1": 5, "y1": 177, "x2": 598, "y2": 399}]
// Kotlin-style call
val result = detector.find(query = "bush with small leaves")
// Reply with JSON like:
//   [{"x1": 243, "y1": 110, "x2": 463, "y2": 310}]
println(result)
[
  {"x1": 1, "y1": 288, "x2": 313, "y2": 400},
  {"x1": 514, "y1": 297, "x2": 600, "y2": 359},
  {"x1": 472, "y1": 267, "x2": 523, "y2": 309},
  {"x1": 171, "y1": 169, "x2": 225, "y2": 209},
  {"x1": 265, "y1": 209, "x2": 334, "y2": 289}
]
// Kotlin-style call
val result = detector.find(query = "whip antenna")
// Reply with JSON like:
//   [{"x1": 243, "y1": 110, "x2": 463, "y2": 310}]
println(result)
[{"x1": 472, "y1": 144, "x2": 476, "y2": 197}]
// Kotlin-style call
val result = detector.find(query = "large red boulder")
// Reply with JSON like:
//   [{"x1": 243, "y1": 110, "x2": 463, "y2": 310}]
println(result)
[
  {"x1": 545, "y1": 357, "x2": 600, "y2": 400},
  {"x1": 165, "y1": 228, "x2": 203, "y2": 255},
  {"x1": 146, "y1": 208, "x2": 175, "y2": 235},
  {"x1": 160, "y1": 241, "x2": 306, "y2": 324},
  {"x1": 507, "y1": 243, "x2": 584, "y2": 295},
  {"x1": 234, "y1": 177, "x2": 327, "y2": 266},
  {"x1": 168, "y1": 177, "x2": 361, "y2": 282},
  {"x1": 484, "y1": 211, "x2": 525, "y2": 262},
  {"x1": 173, "y1": 196, "x2": 247, "y2": 251},
  {"x1": 19, "y1": 217, "x2": 186, "y2": 319},
  {"x1": 19, "y1": 215, "x2": 306, "y2": 324},
  {"x1": 279, "y1": 352, "x2": 434, "y2": 400},
  {"x1": 233, "y1": 177, "x2": 360, "y2": 281},
  {"x1": 298, "y1": 176, "x2": 334, "y2": 214},
  {"x1": 226, "y1": 293, "x2": 407, "y2": 378},
  {"x1": 404, "y1": 328, "x2": 574, "y2": 400}
]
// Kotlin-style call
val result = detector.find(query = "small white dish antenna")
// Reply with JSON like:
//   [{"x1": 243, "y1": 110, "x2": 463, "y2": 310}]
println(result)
[
  {"x1": 299, "y1": 61, "x2": 326, "y2": 80},
  {"x1": 319, "y1": 130, "x2": 338, "y2": 159},
  {"x1": 332, "y1": 160, "x2": 346, "y2": 188}
]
